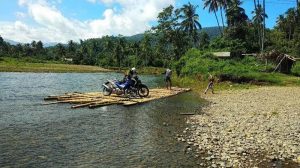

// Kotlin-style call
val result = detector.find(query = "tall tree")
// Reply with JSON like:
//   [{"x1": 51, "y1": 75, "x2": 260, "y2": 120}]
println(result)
[
  {"x1": 152, "y1": 5, "x2": 189, "y2": 60},
  {"x1": 179, "y1": 2, "x2": 202, "y2": 44},
  {"x1": 54, "y1": 43, "x2": 66, "y2": 60},
  {"x1": 226, "y1": 0, "x2": 248, "y2": 27},
  {"x1": 286, "y1": 8, "x2": 296, "y2": 40},
  {"x1": 276, "y1": 15, "x2": 286, "y2": 32},
  {"x1": 218, "y1": 0, "x2": 231, "y2": 28},
  {"x1": 36, "y1": 41, "x2": 44, "y2": 57},
  {"x1": 252, "y1": 4, "x2": 268, "y2": 51},
  {"x1": 199, "y1": 31, "x2": 210, "y2": 48},
  {"x1": 113, "y1": 36, "x2": 126, "y2": 70},
  {"x1": 262, "y1": 0, "x2": 266, "y2": 53},
  {"x1": 0, "y1": 36, "x2": 9, "y2": 56},
  {"x1": 225, "y1": 0, "x2": 248, "y2": 41},
  {"x1": 203, "y1": 0, "x2": 223, "y2": 35},
  {"x1": 67, "y1": 40, "x2": 76, "y2": 53},
  {"x1": 140, "y1": 33, "x2": 153, "y2": 66}
]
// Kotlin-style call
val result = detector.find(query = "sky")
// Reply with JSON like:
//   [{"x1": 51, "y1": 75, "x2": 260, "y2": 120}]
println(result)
[{"x1": 0, "y1": 0, "x2": 297, "y2": 43}]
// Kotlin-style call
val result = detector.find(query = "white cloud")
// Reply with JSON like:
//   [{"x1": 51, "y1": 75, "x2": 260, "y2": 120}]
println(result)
[
  {"x1": 87, "y1": 0, "x2": 97, "y2": 3},
  {"x1": 15, "y1": 12, "x2": 27, "y2": 18},
  {"x1": 0, "y1": 0, "x2": 175, "y2": 43},
  {"x1": 18, "y1": 0, "x2": 29, "y2": 6}
]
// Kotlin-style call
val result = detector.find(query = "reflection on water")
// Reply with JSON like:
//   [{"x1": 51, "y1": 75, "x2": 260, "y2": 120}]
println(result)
[{"x1": 0, "y1": 72, "x2": 206, "y2": 167}]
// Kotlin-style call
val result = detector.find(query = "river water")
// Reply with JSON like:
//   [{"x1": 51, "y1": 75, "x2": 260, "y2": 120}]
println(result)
[{"x1": 0, "y1": 72, "x2": 206, "y2": 167}]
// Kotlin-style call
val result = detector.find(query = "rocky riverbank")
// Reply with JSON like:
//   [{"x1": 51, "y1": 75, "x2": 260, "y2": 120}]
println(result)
[{"x1": 179, "y1": 86, "x2": 300, "y2": 167}]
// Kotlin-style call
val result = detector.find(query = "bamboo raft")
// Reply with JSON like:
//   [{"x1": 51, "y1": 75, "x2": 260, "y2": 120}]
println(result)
[{"x1": 43, "y1": 87, "x2": 191, "y2": 109}]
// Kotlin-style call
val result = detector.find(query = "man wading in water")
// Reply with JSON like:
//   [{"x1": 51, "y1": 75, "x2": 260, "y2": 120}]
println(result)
[{"x1": 204, "y1": 73, "x2": 215, "y2": 94}]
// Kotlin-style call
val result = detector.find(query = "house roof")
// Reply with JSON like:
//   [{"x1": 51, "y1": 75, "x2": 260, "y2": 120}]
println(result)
[
  {"x1": 213, "y1": 52, "x2": 231, "y2": 58},
  {"x1": 284, "y1": 54, "x2": 296, "y2": 62}
]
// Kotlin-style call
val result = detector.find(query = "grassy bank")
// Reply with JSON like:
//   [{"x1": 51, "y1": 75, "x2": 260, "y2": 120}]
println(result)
[
  {"x1": 172, "y1": 73, "x2": 300, "y2": 95},
  {"x1": 0, "y1": 57, "x2": 166, "y2": 74},
  {"x1": 172, "y1": 49, "x2": 300, "y2": 93},
  {"x1": 0, "y1": 57, "x2": 109, "y2": 73},
  {"x1": 172, "y1": 74, "x2": 300, "y2": 95}
]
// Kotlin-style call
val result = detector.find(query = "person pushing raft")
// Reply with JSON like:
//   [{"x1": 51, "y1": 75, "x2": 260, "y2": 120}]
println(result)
[{"x1": 204, "y1": 73, "x2": 215, "y2": 94}]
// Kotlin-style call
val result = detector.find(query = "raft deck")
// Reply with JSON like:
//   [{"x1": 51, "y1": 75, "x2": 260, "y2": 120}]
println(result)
[{"x1": 44, "y1": 87, "x2": 191, "y2": 109}]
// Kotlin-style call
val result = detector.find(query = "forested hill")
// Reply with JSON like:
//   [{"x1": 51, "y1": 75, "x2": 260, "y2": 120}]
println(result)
[
  {"x1": 126, "y1": 26, "x2": 221, "y2": 42},
  {"x1": 201, "y1": 26, "x2": 221, "y2": 40},
  {"x1": 4, "y1": 38, "x2": 61, "y2": 48},
  {"x1": 3, "y1": 26, "x2": 221, "y2": 46}
]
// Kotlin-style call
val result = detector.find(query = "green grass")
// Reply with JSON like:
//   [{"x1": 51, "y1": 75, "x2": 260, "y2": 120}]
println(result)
[
  {"x1": 172, "y1": 75, "x2": 258, "y2": 95},
  {"x1": 0, "y1": 57, "x2": 111, "y2": 73},
  {"x1": 172, "y1": 73, "x2": 300, "y2": 96},
  {"x1": 0, "y1": 57, "x2": 166, "y2": 74},
  {"x1": 173, "y1": 48, "x2": 300, "y2": 87},
  {"x1": 292, "y1": 63, "x2": 300, "y2": 76}
]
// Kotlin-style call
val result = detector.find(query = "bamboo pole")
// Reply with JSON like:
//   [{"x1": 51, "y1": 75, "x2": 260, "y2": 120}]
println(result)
[{"x1": 44, "y1": 87, "x2": 191, "y2": 109}]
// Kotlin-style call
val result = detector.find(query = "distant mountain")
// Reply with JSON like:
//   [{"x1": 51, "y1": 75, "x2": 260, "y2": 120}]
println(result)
[
  {"x1": 44, "y1": 42, "x2": 58, "y2": 47},
  {"x1": 3, "y1": 26, "x2": 221, "y2": 47},
  {"x1": 4, "y1": 39, "x2": 20, "y2": 45},
  {"x1": 125, "y1": 26, "x2": 221, "y2": 42},
  {"x1": 201, "y1": 26, "x2": 221, "y2": 39},
  {"x1": 125, "y1": 33, "x2": 145, "y2": 42},
  {"x1": 4, "y1": 38, "x2": 58, "y2": 47}
]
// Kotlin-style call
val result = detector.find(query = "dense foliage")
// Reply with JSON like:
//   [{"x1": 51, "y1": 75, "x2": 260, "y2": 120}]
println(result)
[
  {"x1": 175, "y1": 48, "x2": 272, "y2": 82},
  {"x1": 0, "y1": 1, "x2": 299, "y2": 80}
]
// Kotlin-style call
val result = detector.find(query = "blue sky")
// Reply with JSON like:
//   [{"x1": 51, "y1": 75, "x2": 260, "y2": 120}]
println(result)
[{"x1": 0, "y1": 0, "x2": 297, "y2": 43}]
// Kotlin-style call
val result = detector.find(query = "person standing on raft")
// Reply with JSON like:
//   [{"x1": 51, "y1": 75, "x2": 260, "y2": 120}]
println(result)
[{"x1": 163, "y1": 68, "x2": 172, "y2": 90}]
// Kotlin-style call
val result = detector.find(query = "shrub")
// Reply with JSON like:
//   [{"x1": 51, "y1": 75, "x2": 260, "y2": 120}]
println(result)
[
  {"x1": 291, "y1": 63, "x2": 300, "y2": 76},
  {"x1": 174, "y1": 48, "x2": 288, "y2": 84}
]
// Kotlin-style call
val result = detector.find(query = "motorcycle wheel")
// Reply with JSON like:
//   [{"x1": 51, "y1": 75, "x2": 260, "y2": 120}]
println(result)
[
  {"x1": 103, "y1": 87, "x2": 112, "y2": 96},
  {"x1": 138, "y1": 85, "x2": 149, "y2": 97}
]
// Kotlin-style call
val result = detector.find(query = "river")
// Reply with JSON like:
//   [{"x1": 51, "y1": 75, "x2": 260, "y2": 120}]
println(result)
[{"x1": 0, "y1": 72, "x2": 206, "y2": 167}]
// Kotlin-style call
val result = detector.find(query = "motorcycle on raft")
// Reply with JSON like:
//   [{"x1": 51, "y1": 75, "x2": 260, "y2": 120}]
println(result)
[{"x1": 102, "y1": 76, "x2": 149, "y2": 97}]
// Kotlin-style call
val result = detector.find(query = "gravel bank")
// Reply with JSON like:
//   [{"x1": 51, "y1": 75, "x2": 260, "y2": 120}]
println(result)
[{"x1": 181, "y1": 87, "x2": 300, "y2": 167}]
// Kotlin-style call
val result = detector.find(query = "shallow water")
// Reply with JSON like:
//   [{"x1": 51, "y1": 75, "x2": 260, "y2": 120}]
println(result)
[{"x1": 0, "y1": 72, "x2": 206, "y2": 167}]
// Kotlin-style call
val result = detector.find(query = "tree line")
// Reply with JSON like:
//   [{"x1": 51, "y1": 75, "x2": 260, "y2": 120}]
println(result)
[{"x1": 0, "y1": 0, "x2": 299, "y2": 69}]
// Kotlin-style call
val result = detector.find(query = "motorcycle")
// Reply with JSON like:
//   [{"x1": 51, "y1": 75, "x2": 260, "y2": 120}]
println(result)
[{"x1": 102, "y1": 76, "x2": 149, "y2": 97}]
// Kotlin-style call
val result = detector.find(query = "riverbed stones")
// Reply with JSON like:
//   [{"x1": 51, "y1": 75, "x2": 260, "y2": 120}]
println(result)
[{"x1": 185, "y1": 87, "x2": 300, "y2": 166}]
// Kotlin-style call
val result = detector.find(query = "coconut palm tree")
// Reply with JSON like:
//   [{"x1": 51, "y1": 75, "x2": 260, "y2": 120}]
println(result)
[
  {"x1": 226, "y1": 0, "x2": 248, "y2": 27},
  {"x1": 203, "y1": 0, "x2": 222, "y2": 35},
  {"x1": 276, "y1": 15, "x2": 286, "y2": 32},
  {"x1": 179, "y1": 2, "x2": 202, "y2": 44},
  {"x1": 286, "y1": 8, "x2": 296, "y2": 40},
  {"x1": 252, "y1": 4, "x2": 268, "y2": 49},
  {"x1": 217, "y1": 0, "x2": 230, "y2": 29},
  {"x1": 113, "y1": 36, "x2": 126, "y2": 70}
]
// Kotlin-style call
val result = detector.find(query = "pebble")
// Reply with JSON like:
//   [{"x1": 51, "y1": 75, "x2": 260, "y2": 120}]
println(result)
[
  {"x1": 297, "y1": 156, "x2": 300, "y2": 163},
  {"x1": 182, "y1": 87, "x2": 300, "y2": 167}
]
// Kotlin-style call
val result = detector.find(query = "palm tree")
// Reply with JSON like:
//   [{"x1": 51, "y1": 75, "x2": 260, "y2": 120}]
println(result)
[
  {"x1": 252, "y1": 4, "x2": 268, "y2": 50},
  {"x1": 140, "y1": 33, "x2": 152, "y2": 66},
  {"x1": 276, "y1": 15, "x2": 286, "y2": 32},
  {"x1": 203, "y1": 0, "x2": 222, "y2": 35},
  {"x1": 55, "y1": 43, "x2": 66, "y2": 61},
  {"x1": 218, "y1": 0, "x2": 229, "y2": 29},
  {"x1": 286, "y1": 8, "x2": 296, "y2": 40},
  {"x1": 114, "y1": 36, "x2": 126, "y2": 71},
  {"x1": 226, "y1": 0, "x2": 248, "y2": 27},
  {"x1": 179, "y1": 2, "x2": 202, "y2": 44}
]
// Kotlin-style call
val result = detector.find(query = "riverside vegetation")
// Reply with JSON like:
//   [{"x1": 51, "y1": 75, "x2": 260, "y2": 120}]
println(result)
[
  {"x1": 1, "y1": 0, "x2": 300, "y2": 167},
  {"x1": 1, "y1": 1, "x2": 300, "y2": 78}
]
